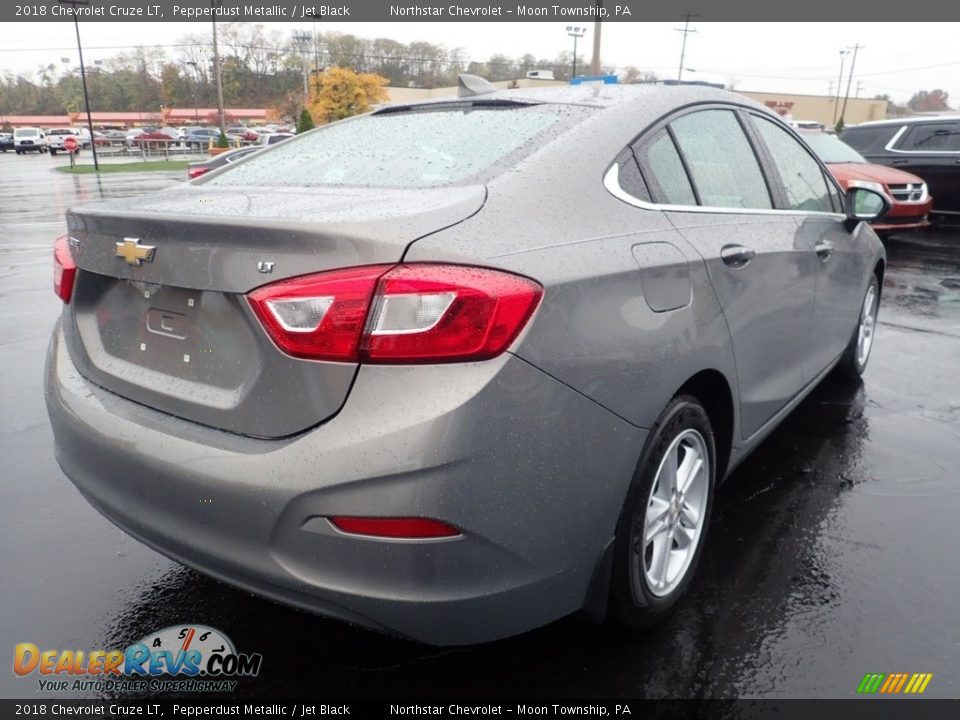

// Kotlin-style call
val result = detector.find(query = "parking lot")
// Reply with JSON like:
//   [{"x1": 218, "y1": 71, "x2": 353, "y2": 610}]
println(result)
[{"x1": 1, "y1": 150, "x2": 958, "y2": 699}]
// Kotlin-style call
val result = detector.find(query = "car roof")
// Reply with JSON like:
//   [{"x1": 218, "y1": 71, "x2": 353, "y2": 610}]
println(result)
[
  {"x1": 850, "y1": 115, "x2": 960, "y2": 128},
  {"x1": 375, "y1": 82, "x2": 763, "y2": 114}
]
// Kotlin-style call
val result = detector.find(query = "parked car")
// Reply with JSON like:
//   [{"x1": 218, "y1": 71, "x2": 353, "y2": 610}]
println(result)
[
  {"x1": 13, "y1": 127, "x2": 46, "y2": 154},
  {"x1": 131, "y1": 131, "x2": 174, "y2": 149},
  {"x1": 187, "y1": 145, "x2": 262, "y2": 178},
  {"x1": 801, "y1": 130, "x2": 932, "y2": 235},
  {"x1": 257, "y1": 132, "x2": 294, "y2": 146},
  {"x1": 91, "y1": 131, "x2": 112, "y2": 148},
  {"x1": 226, "y1": 126, "x2": 259, "y2": 143},
  {"x1": 46, "y1": 81, "x2": 888, "y2": 646},
  {"x1": 46, "y1": 128, "x2": 81, "y2": 156},
  {"x1": 0, "y1": 132, "x2": 14, "y2": 152},
  {"x1": 184, "y1": 127, "x2": 221, "y2": 149},
  {"x1": 841, "y1": 116, "x2": 960, "y2": 223}
]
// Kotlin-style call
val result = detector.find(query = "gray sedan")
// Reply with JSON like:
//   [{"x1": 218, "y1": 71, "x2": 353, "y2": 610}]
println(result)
[{"x1": 45, "y1": 81, "x2": 886, "y2": 645}]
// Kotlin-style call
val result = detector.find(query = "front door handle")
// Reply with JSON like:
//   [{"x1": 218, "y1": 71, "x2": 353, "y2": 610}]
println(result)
[
  {"x1": 816, "y1": 240, "x2": 834, "y2": 260},
  {"x1": 891, "y1": 159, "x2": 909, "y2": 165},
  {"x1": 720, "y1": 244, "x2": 755, "y2": 269}
]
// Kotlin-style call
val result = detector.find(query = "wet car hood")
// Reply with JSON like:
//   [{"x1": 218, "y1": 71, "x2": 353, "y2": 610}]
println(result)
[{"x1": 827, "y1": 162, "x2": 926, "y2": 187}]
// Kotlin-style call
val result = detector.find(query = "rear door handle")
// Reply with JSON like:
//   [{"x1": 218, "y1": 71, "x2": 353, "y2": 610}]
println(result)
[
  {"x1": 720, "y1": 244, "x2": 755, "y2": 269},
  {"x1": 891, "y1": 159, "x2": 909, "y2": 165},
  {"x1": 816, "y1": 240, "x2": 834, "y2": 260}
]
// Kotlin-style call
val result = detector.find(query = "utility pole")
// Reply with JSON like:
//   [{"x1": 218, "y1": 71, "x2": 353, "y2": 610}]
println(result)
[
  {"x1": 676, "y1": 12, "x2": 699, "y2": 82},
  {"x1": 57, "y1": 0, "x2": 99, "y2": 171},
  {"x1": 839, "y1": 43, "x2": 863, "y2": 126},
  {"x1": 211, "y1": 1, "x2": 226, "y2": 134},
  {"x1": 832, "y1": 49, "x2": 848, "y2": 124},
  {"x1": 856, "y1": 81, "x2": 864, "y2": 98},
  {"x1": 292, "y1": 31, "x2": 312, "y2": 100},
  {"x1": 590, "y1": 2, "x2": 603, "y2": 76}
]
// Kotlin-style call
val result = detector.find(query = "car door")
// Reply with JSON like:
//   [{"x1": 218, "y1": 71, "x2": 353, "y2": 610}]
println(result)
[
  {"x1": 887, "y1": 121, "x2": 960, "y2": 215},
  {"x1": 748, "y1": 112, "x2": 868, "y2": 378},
  {"x1": 634, "y1": 107, "x2": 819, "y2": 440}
]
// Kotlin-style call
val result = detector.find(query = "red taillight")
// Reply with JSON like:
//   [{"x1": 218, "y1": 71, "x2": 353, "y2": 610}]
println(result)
[
  {"x1": 248, "y1": 264, "x2": 542, "y2": 364},
  {"x1": 329, "y1": 516, "x2": 461, "y2": 539},
  {"x1": 188, "y1": 167, "x2": 210, "y2": 179},
  {"x1": 53, "y1": 235, "x2": 76, "y2": 304},
  {"x1": 248, "y1": 265, "x2": 392, "y2": 361}
]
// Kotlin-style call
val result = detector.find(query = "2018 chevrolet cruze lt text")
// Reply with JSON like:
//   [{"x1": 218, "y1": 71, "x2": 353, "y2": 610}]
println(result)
[{"x1": 46, "y1": 82, "x2": 887, "y2": 645}]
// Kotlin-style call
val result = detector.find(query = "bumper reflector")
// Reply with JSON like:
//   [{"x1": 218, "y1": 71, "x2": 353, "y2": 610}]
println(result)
[{"x1": 328, "y1": 516, "x2": 462, "y2": 539}]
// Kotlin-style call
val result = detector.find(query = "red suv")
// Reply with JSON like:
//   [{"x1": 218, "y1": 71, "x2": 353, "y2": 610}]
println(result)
[{"x1": 802, "y1": 130, "x2": 932, "y2": 236}]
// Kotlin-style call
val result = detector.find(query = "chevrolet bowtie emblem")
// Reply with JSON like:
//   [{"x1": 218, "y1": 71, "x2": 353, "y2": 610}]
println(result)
[{"x1": 115, "y1": 237, "x2": 156, "y2": 265}]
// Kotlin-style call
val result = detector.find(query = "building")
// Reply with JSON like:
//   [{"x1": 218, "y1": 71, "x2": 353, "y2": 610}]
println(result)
[
  {"x1": 0, "y1": 108, "x2": 269, "y2": 129},
  {"x1": 739, "y1": 91, "x2": 887, "y2": 127}
]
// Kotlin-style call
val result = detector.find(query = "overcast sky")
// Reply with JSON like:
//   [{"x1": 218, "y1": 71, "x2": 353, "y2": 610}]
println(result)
[{"x1": 2, "y1": 22, "x2": 959, "y2": 105}]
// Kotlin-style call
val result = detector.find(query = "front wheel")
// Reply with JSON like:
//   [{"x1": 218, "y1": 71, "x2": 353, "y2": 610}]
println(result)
[
  {"x1": 835, "y1": 275, "x2": 880, "y2": 379},
  {"x1": 608, "y1": 395, "x2": 716, "y2": 628}
]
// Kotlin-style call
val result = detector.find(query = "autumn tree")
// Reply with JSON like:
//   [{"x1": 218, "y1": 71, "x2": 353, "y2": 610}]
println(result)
[
  {"x1": 908, "y1": 89, "x2": 950, "y2": 113},
  {"x1": 306, "y1": 67, "x2": 388, "y2": 124}
]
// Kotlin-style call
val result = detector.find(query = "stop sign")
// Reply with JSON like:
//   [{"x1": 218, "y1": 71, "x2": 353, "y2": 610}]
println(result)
[{"x1": 64, "y1": 136, "x2": 78, "y2": 152}]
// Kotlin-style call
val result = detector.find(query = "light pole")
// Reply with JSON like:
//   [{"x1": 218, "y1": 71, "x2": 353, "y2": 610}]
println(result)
[
  {"x1": 56, "y1": 0, "x2": 98, "y2": 170},
  {"x1": 211, "y1": 1, "x2": 226, "y2": 134},
  {"x1": 566, "y1": 26, "x2": 586, "y2": 80}
]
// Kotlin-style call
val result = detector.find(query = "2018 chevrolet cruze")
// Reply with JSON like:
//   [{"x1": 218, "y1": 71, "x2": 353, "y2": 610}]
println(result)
[{"x1": 46, "y1": 81, "x2": 887, "y2": 645}]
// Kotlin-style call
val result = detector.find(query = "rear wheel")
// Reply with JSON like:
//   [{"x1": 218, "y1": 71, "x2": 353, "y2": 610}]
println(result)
[
  {"x1": 836, "y1": 275, "x2": 880, "y2": 379},
  {"x1": 609, "y1": 395, "x2": 716, "y2": 628}
]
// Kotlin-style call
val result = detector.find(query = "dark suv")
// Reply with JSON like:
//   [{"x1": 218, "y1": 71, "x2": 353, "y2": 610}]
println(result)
[{"x1": 841, "y1": 117, "x2": 960, "y2": 222}]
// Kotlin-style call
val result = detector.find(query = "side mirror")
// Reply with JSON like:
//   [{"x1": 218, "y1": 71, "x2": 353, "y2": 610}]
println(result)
[{"x1": 845, "y1": 182, "x2": 890, "y2": 227}]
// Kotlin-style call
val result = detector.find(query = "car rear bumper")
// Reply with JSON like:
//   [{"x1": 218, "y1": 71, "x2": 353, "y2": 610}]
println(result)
[{"x1": 45, "y1": 321, "x2": 644, "y2": 645}]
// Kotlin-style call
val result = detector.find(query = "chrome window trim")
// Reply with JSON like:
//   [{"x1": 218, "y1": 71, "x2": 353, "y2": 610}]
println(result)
[
  {"x1": 885, "y1": 123, "x2": 960, "y2": 155},
  {"x1": 603, "y1": 164, "x2": 847, "y2": 220}
]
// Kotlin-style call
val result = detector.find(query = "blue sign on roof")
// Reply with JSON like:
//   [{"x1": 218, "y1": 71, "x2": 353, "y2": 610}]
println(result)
[{"x1": 569, "y1": 75, "x2": 619, "y2": 86}]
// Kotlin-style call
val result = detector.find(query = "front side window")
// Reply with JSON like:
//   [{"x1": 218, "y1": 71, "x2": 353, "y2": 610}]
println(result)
[
  {"x1": 752, "y1": 116, "x2": 834, "y2": 213},
  {"x1": 669, "y1": 110, "x2": 772, "y2": 209}
]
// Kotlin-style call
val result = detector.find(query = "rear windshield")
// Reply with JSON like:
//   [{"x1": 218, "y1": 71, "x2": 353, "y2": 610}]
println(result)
[
  {"x1": 802, "y1": 132, "x2": 867, "y2": 163},
  {"x1": 205, "y1": 105, "x2": 571, "y2": 189},
  {"x1": 15, "y1": 129, "x2": 39, "y2": 137}
]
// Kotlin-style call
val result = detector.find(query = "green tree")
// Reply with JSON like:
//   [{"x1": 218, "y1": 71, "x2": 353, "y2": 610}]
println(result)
[{"x1": 297, "y1": 108, "x2": 315, "y2": 133}]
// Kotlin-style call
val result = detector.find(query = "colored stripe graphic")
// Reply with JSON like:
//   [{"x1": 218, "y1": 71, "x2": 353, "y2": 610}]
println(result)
[
  {"x1": 857, "y1": 673, "x2": 885, "y2": 694},
  {"x1": 857, "y1": 672, "x2": 932, "y2": 694}
]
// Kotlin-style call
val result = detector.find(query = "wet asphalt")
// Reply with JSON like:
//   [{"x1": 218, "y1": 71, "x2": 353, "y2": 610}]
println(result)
[{"x1": 1, "y1": 151, "x2": 959, "y2": 700}]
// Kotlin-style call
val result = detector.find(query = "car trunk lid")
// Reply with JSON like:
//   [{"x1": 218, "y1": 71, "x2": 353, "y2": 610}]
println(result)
[{"x1": 62, "y1": 184, "x2": 485, "y2": 438}]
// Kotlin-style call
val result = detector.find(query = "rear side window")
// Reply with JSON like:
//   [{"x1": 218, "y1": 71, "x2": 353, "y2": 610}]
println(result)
[
  {"x1": 840, "y1": 125, "x2": 900, "y2": 152},
  {"x1": 752, "y1": 116, "x2": 835, "y2": 213},
  {"x1": 634, "y1": 128, "x2": 696, "y2": 206},
  {"x1": 669, "y1": 109, "x2": 772, "y2": 209},
  {"x1": 895, "y1": 123, "x2": 960, "y2": 152},
  {"x1": 206, "y1": 106, "x2": 567, "y2": 188}
]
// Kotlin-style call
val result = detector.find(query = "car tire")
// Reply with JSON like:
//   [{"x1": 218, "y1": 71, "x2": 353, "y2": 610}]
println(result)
[
  {"x1": 835, "y1": 274, "x2": 880, "y2": 380},
  {"x1": 608, "y1": 394, "x2": 716, "y2": 629},
  {"x1": 50, "y1": 149, "x2": 58, "y2": 156}
]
